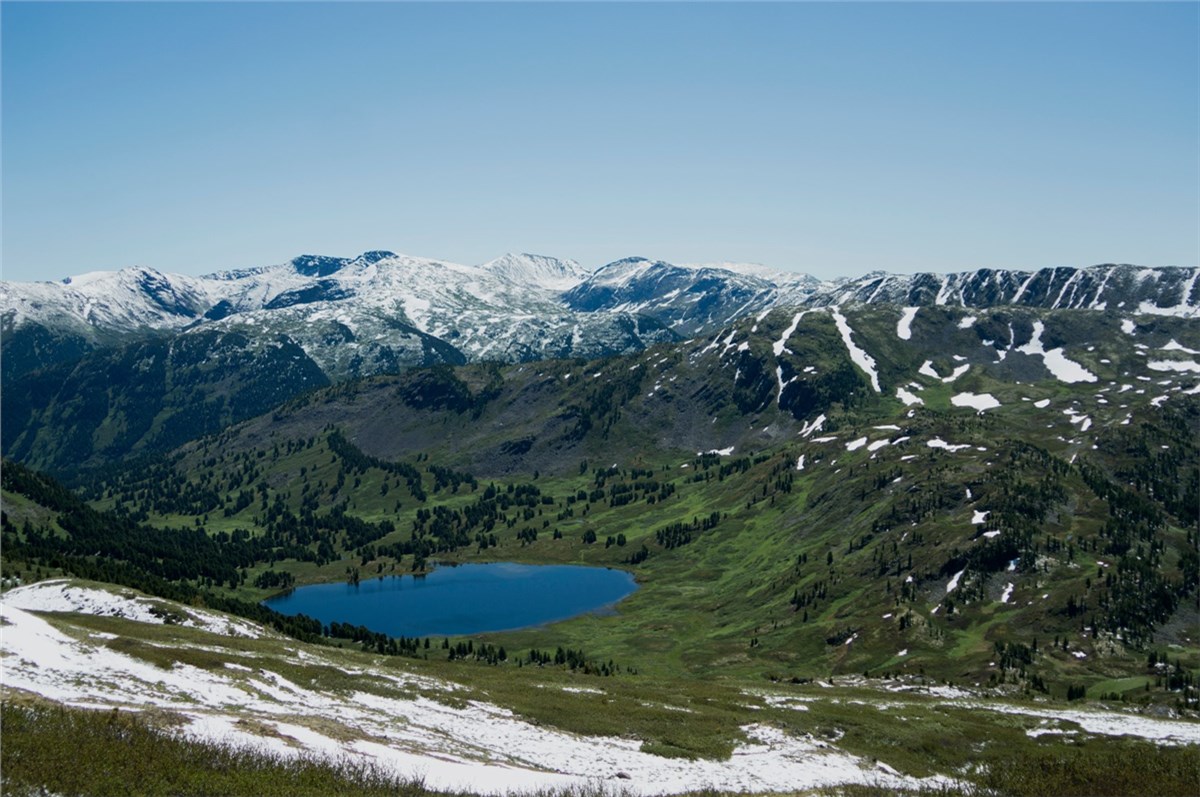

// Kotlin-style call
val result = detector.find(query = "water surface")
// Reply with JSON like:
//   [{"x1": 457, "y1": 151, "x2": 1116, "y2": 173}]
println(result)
[{"x1": 264, "y1": 562, "x2": 637, "y2": 637}]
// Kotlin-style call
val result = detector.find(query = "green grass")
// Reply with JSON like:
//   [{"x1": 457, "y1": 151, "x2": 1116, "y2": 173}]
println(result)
[
  {"x1": 1, "y1": 701, "x2": 433, "y2": 797},
  {"x1": 976, "y1": 740, "x2": 1200, "y2": 797}
]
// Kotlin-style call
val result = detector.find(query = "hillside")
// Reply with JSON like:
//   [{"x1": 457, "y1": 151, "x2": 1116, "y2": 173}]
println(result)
[
  {"x1": 3, "y1": 294, "x2": 1199, "y2": 794},
  {"x1": 5, "y1": 304, "x2": 1195, "y2": 689}
]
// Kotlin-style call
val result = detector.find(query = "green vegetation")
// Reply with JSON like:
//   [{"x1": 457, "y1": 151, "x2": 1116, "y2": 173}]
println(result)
[
  {"x1": 1, "y1": 702, "x2": 430, "y2": 797},
  {"x1": 5, "y1": 389, "x2": 1198, "y2": 699},
  {"x1": 2, "y1": 305, "x2": 1199, "y2": 795}
]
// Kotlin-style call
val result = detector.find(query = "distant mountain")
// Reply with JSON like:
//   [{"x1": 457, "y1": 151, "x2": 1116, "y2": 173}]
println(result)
[
  {"x1": 560, "y1": 257, "x2": 807, "y2": 337},
  {"x1": 1, "y1": 251, "x2": 678, "y2": 382},
  {"x1": 5, "y1": 253, "x2": 1195, "y2": 365},
  {"x1": 3, "y1": 250, "x2": 1197, "y2": 473}
]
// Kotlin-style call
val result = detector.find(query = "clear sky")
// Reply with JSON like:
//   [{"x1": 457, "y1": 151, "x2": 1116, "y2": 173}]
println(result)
[{"x1": 2, "y1": 2, "x2": 1197, "y2": 282}]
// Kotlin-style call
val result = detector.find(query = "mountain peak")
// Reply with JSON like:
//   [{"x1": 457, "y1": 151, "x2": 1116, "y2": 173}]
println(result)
[
  {"x1": 481, "y1": 252, "x2": 589, "y2": 290},
  {"x1": 604, "y1": 256, "x2": 654, "y2": 268},
  {"x1": 355, "y1": 250, "x2": 399, "y2": 265}
]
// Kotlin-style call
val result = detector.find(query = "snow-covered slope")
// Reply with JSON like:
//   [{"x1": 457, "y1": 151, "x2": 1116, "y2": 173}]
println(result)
[
  {"x1": 480, "y1": 252, "x2": 591, "y2": 292},
  {"x1": 0, "y1": 266, "x2": 219, "y2": 337}
]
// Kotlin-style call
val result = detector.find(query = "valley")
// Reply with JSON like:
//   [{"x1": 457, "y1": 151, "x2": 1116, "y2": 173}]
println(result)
[{"x1": 3, "y1": 287, "x2": 1198, "y2": 795}]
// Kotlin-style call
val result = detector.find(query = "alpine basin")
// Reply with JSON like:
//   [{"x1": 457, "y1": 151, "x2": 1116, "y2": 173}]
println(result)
[{"x1": 263, "y1": 562, "x2": 638, "y2": 638}]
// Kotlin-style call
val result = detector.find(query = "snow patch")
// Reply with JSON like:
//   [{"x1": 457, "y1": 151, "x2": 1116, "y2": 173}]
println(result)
[
  {"x1": 831, "y1": 309, "x2": 880, "y2": 392},
  {"x1": 4, "y1": 580, "x2": 264, "y2": 639},
  {"x1": 800, "y1": 414, "x2": 827, "y2": 438},
  {"x1": 1147, "y1": 360, "x2": 1200, "y2": 373},
  {"x1": 1162, "y1": 339, "x2": 1200, "y2": 355},
  {"x1": 1016, "y1": 321, "x2": 1097, "y2": 383},
  {"x1": 773, "y1": 311, "x2": 807, "y2": 357},
  {"x1": 951, "y1": 392, "x2": 1000, "y2": 411},
  {"x1": 699, "y1": 447, "x2": 735, "y2": 457},
  {"x1": 927, "y1": 438, "x2": 971, "y2": 453}
]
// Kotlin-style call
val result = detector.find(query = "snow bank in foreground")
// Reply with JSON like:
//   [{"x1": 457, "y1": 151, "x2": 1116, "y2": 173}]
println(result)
[
  {"x1": 4, "y1": 580, "x2": 265, "y2": 639},
  {"x1": 0, "y1": 593, "x2": 943, "y2": 795}
]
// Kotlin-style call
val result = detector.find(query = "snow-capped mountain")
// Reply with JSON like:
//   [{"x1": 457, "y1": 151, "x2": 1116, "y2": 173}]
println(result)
[
  {"x1": 2, "y1": 251, "x2": 1196, "y2": 386},
  {"x1": 2, "y1": 266, "x2": 217, "y2": 338},
  {"x1": 561, "y1": 257, "x2": 828, "y2": 336},
  {"x1": 0, "y1": 251, "x2": 680, "y2": 381},
  {"x1": 480, "y1": 252, "x2": 592, "y2": 292},
  {"x1": 4, "y1": 249, "x2": 1197, "y2": 476}
]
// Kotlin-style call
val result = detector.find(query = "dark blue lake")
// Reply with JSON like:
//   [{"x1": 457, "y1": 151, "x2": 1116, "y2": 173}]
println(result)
[{"x1": 263, "y1": 562, "x2": 638, "y2": 638}]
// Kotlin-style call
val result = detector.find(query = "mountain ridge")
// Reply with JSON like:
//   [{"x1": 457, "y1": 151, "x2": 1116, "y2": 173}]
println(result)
[
  {"x1": 6, "y1": 253, "x2": 1196, "y2": 346},
  {"x1": 3, "y1": 252, "x2": 1197, "y2": 474}
]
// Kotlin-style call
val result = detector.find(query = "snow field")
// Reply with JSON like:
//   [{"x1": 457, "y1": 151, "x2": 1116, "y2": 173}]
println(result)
[{"x1": 0, "y1": 584, "x2": 962, "y2": 795}]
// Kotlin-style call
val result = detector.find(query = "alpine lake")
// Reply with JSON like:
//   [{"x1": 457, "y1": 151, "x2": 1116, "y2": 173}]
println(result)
[{"x1": 263, "y1": 562, "x2": 638, "y2": 638}]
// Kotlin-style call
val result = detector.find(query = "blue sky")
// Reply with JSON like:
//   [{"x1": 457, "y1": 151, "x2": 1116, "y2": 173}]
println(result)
[{"x1": 3, "y1": 2, "x2": 1197, "y2": 282}]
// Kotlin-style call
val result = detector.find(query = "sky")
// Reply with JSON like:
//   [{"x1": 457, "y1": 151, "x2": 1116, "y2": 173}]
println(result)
[{"x1": 2, "y1": 2, "x2": 1197, "y2": 283}]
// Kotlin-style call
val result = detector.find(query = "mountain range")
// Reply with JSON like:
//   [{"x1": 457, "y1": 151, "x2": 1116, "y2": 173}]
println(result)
[
  {"x1": 3, "y1": 251, "x2": 1197, "y2": 475},
  {"x1": 4, "y1": 252, "x2": 1196, "y2": 381}
]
